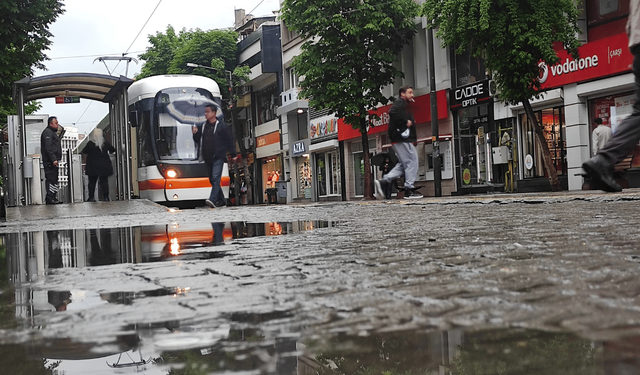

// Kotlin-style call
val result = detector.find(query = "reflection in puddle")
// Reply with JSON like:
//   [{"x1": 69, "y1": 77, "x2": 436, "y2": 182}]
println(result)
[
  {"x1": 4, "y1": 220, "x2": 337, "y2": 281},
  {"x1": 2, "y1": 327, "x2": 639, "y2": 374}
]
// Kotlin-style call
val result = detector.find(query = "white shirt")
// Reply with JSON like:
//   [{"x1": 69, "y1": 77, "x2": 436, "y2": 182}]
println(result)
[{"x1": 592, "y1": 124, "x2": 612, "y2": 155}]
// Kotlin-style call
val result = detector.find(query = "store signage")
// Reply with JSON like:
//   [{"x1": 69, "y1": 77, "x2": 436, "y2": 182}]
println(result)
[
  {"x1": 538, "y1": 32, "x2": 632, "y2": 90},
  {"x1": 462, "y1": 168, "x2": 471, "y2": 185},
  {"x1": 310, "y1": 116, "x2": 338, "y2": 139},
  {"x1": 292, "y1": 141, "x2": 306, "y2": 156},
  {"x1": 525, "y1": 154, "x2": 534, "y2": 170},
  {"x1": 450, "y1": 80, "x2": 490, "y2": 109},
  {"x1": 256, "y1": 131, "x2": 280, "y2": 148},
  {"x1": 338, "y1": 90, "x2": 448, "y2": 141}
]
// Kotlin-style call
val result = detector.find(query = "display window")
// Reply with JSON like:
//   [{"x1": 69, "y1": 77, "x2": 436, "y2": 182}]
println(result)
[
  {"x1": 519, "y1": 107, "x2": 566, "y2": 179},
  {"x1": 315, "y1": 150, "x2": 341, "y2": 197},
  {"x1": 589, "y1": 92, "x2": 640, "y2": 167},
  {"x1": 296, "y1": 156, "x2": 312, "y2": 198},
  {"x1": 351, "y1": 139, "x2": 376, "y2": 197},
  {"x1": 261, "y1": 155, "x2": 282, "y2": 201}
]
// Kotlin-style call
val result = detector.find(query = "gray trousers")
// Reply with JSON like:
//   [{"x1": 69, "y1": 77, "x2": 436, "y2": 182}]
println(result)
[
  {"x1": 598, "y1": 50, "x2": 640, "y2": 166},
  {"x1": 383, "y1": 142, "x2": 418, "y2": 189}
]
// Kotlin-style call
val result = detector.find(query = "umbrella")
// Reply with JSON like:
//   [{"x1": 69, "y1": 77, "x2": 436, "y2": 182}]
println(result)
[
  {"x1": 371, "y1": 152, "x2": 398, "y2": 167},
  {"x1": 165, "y1": 97, "x2": 222, "y2": 124}
]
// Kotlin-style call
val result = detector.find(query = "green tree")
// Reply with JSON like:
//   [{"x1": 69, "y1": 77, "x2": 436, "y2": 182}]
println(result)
[
  {"x1": 422, "y1": 0, "x2": 582, "y2": 191},
  {"x1": 281, "y1": 0, "x2": 419, "y2": 199},
  {"x1": 136, "y1": 25, "x2": 187, "y2": 80},
  {"x1": 0, "y1": 0, "x2": 64, "y2": 125}
]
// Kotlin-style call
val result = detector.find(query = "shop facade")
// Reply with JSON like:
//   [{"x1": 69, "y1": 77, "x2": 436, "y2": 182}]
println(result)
[
  {"x1": 255, "y1": 119, "x2": 283, "y2": 203},
  {"x1": 495, "y1": 30, "x2": 636, "y2": 191},
  {"x1": 309, "y1": 114, "x2": 343, "y2": 202},
  {"x1": 338, "y1": 90, "x2": 451, "y2": 200}
]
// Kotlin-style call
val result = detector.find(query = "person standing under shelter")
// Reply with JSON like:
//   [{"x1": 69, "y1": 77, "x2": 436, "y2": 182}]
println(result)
[
  {"x1": 40, "y1": 116, "x2": 63, "y2": 204},
  {"x1": 82, "y1": 128, "x2": 116, "y2": 202},
  {"x1": 583, "y1": 2, "x2": 640, "y2": 192},
  {"x1": 374, "y1": 86, "x2": 423, "y2": 200},
  {"x1": 591, "y1": 117, "x2": 611, "y2": 155},
  {"x1": 193, "y1": 104, "x2": 238, "y2": 208}
]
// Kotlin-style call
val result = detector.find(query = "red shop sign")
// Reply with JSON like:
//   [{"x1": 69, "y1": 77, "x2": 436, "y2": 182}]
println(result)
[
  {"x1": 539, "y1": 32, "x2": 633, "y2": 90},
  {"x1": 337, "y1": 90, "x2": 448, "y2": 141}
]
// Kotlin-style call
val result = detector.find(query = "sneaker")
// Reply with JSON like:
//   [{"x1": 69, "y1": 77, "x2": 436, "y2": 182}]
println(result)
[
  {"x1": 374, "y1": 179, "x2": 388, "y2": 200},
  {"x1": 403, "y1": 188, "x2": 423, "y2": 199},
  {"x1": 205, "y1": 199, "x2": 215, "y2": 208},
  {"x1": 214, "y1": 200, "x2": 227, "y2": 208}
]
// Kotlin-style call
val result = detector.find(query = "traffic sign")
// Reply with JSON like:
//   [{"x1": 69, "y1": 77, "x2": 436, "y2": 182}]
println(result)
[{"x1": 55, "y1": 96, "x2": 80, "y2": 104}]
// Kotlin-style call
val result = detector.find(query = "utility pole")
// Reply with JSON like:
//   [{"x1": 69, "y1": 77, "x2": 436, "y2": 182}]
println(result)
[{"x1": 427, "y1": 27, "x2": 442, "y2": 197}]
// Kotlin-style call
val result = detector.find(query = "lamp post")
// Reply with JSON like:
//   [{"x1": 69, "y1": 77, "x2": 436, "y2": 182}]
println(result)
[{"x1": 186, "y1": 62, "x2": 241, "y2": 206}]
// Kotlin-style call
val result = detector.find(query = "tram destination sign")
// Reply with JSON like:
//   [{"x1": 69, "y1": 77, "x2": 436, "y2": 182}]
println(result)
[{"x1": 55, "y1": 96, "x2": 80, "y2": 104}]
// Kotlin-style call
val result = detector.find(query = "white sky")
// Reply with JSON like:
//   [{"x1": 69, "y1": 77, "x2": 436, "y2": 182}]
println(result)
[{"x1": 33, "y1": 0, "x2": 280, "y2": 135}]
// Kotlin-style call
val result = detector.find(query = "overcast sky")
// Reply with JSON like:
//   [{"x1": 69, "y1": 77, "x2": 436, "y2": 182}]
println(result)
[{"x1": 34, "y1": 0, "x2": 280, "y2": 135}]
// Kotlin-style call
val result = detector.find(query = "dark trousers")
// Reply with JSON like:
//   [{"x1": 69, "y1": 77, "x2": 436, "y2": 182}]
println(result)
[
  {"x1": 598, "y1": 50, "x2": 640, "y2": 166},
  {"x1": 44, "y1": 165, "x2": 59, "y2": 203},
  {"x1": 206, "y1": 158, "x2": 226, "y2": 204},
  {"x1": 88, "y1": 175, "x2": 109, "y2": 200}
]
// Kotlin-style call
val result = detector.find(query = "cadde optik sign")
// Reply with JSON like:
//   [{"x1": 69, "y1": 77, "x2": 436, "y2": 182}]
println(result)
[{"x1": 450, "y1": 79, "x2": 491, "y2": 109}]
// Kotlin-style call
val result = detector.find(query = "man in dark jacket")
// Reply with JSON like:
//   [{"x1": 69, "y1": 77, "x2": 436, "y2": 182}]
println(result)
[
  {"x1": 40, "y1": 116, "x2": 63, "y2": 204},
  {"x1": 192, "y1": 104, "x2": 238, "y2": 208},
  {"x1": 374, "y1": 86, "x2": 423, "y2": 200}
]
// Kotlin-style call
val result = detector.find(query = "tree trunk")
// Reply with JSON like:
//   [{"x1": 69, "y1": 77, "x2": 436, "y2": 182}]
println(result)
[
  {"x1": 360, "y1": 117, "x2": 375, "y2": 200},
  {"x1": 521, "y1": 99, "x2": 562, "y2": 191}
]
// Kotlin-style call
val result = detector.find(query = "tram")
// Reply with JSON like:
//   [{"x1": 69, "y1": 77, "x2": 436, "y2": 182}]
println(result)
[{"x1": 127, "y1": 75, "x2": 230, "y2": 203}]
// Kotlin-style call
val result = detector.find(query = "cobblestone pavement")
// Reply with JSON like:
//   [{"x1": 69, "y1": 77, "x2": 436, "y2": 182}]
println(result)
[{"x1": 3, "y1": 189, "x2": 640, "y2": 349}]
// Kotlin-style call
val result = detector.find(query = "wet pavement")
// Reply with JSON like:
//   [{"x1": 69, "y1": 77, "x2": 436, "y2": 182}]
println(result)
[{"x1": 2, "y1": 189, "x2": 640, "y2": 374}]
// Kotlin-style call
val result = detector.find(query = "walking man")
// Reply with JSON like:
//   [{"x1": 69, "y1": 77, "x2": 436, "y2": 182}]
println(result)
[
  {"x1": 583, "y1": 2, "x2": 640, "y2": 192},
  {"x1": 193, "y1": 104, "x2": 238, "y2": 208},
  {"x1": 41, "y1": 116, "x2": 63, "y2": 204},
  {"x1": 375, "y1": 86, "x2": 423, "y2": 199},
  {"x1": 591, "y1": 117, "x2": 611, "y2": 156}
]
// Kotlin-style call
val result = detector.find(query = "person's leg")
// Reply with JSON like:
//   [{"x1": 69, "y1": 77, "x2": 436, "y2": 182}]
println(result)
[
  {"x1": 209, "y1": 158, "x2": 225, "y2": 204},
  {"x1": 45, "y1": 167, "x2": 59, "y2": 203},
  {"x1": 597, "y1": 51, "x2": 640, "y2": 165},
  {"x1": 584, "y1": 50, "x2": 640, "y2": 192},
  {"x1": 99, "y1": 176, "x2": 110, "y2": 201},
  {"x1": 402, "y1": 143, "x2": 419, "y2": 189},
  {"x1": 87, "y1": 175, "x2": 97, "y2": 201}
]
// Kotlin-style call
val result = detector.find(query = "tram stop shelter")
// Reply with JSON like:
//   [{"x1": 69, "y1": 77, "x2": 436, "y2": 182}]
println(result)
[{"x1": 7, "y1": 73, "x2": 134, "y2": 208}]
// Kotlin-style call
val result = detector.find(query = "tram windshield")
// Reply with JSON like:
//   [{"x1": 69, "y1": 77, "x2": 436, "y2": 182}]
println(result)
[{"x1": 154, "y1": 87, "x2": 219, "y2": 161}]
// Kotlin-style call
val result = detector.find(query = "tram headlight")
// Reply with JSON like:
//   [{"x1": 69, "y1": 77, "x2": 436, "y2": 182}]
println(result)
[{"x1": 166, "y1": 169, "x2": 177, "y2": 178}]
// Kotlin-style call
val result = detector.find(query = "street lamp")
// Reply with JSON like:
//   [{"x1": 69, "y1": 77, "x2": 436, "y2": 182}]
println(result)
[{"x1": 186, "y1": 63, "x2": 232, "y2": 92}]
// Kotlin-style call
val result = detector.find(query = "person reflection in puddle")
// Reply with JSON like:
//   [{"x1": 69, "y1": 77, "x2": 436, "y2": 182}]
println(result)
[
  {"x1": 211, "y1": 222, "x2": 225, "y2": 245},
  {"x1": 47, "y1": 230, "x2": 63, "y2": 269},
  {"x1": 48, "y1": 290, "x2": 71, "y2": 311}
]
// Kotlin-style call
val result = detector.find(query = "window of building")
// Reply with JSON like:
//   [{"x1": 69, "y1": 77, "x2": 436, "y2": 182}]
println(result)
[
  {"x1": 585, "y1": 0, "x2": 629, "y2": 42},
  {"x1": 457, "y1": 104, "x2": 490, "y2": 186},
  {"x1": 454, "y1": 45, "x2": 487, "y2": 87},
  {"x1": 589, "y1": 92, "x2": 640, "y2": 166},
  {"x1": 519, "y1": 107, "x2": 566, "y2": 179},
  {"x1": 255, "y1": 85, "x2": 278, "y2": 125},
  {"x1": 315, "y1": 150, "x2": 341, "y2": 197},
  {"x1": 351, "y1": 139, "x2": 376, "y2": 196}
]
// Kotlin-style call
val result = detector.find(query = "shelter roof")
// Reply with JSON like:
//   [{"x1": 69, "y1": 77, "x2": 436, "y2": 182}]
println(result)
[{"x1": 13, "y1": 73, "x2": 134, "y2": 103}]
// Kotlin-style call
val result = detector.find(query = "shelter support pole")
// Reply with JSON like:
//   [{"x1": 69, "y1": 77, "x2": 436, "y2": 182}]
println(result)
[{"x1": 428, "y1": 27, "x2": 442, "y2": 197}]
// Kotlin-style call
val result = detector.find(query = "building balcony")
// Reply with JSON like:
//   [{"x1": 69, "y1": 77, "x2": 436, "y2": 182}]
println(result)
[{"x1": 277, "y1": 87, "x2": 308, "y2": 116}]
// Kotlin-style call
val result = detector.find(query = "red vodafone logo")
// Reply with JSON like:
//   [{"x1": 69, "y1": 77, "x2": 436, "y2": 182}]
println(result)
[{"x1": 538, "y1": 32, "x2": 632, "y2": 90}]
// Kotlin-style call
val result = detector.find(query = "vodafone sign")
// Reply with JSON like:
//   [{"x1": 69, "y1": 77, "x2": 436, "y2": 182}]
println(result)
[{"x1": 539, "y1": 32, "x2": 632, "y2": 90}]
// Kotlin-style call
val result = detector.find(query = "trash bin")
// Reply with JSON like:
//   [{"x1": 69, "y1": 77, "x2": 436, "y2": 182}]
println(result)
[{"x1": 265, "y1": 188, "x2": 278, "y2": 204}]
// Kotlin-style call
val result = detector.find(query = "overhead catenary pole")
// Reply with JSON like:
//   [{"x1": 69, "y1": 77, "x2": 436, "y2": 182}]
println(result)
[{"x1": 427, "y1": 27, "x2": 442, "y2": 197}]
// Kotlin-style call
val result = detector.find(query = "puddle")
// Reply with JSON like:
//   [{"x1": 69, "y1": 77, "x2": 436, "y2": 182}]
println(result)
[
  {"x1": 3, "y1": 220, "x2": 337, "y2": 278},
  {"x1": 2, "y1": 324, "x2": 639, "y2": 374}
]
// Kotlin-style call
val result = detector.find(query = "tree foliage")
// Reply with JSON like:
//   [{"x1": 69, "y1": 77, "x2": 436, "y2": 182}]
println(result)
[
  {"x1": 137, "y1": 26, "x2": 245, "y2": 101},
  {"x1": 281, "y1": 0, "x2": 419, "y2": 198},
  {"x1": 0, "y1": 0, "x2": 64, "y2": 123},
  {"x1": 422, "y1": 0, "x2": 582, "y2": 191}
]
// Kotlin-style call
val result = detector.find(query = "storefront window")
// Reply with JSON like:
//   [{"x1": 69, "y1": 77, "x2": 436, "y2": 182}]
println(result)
[
  {"x1": 589, "y1": 92, "x2": 640, "y2": 166},
  {"x1": 458, "y1": 104, "x2": 490, "y2": 186},
  {"x1": 261, "y1": 155, "x2": 281, "y2": 201},
  {"x1": 352, "y1": 139, "x2": 376, "y2": 196},
  {"x1": 315, "y1": 150, "x2": 341, "y2": 197},
  {"x1": 256, "y1": 85, "x2": 278, "y2": 125},
  {"x1": 297, "y1": 156, "x2": 312, "y2": 198},
  {"x1": 519, "y1": 107, "x2": 566, "y2": 179}
]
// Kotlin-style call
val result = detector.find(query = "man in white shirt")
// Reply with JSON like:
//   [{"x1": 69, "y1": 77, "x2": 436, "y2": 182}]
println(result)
[{"x1": 591, "y1": 117, "x2": 611, "y2": 155}]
